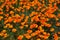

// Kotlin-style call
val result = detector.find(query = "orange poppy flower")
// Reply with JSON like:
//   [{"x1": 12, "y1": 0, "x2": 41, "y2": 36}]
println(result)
[
  {"x1": 31, "y1": 33, "x2": 36, "y2": 37},
  {"x1": 8, "y1": 17, "x2": 13, "y2": 23},
  {"x1": 30, "y1": 24, "x2": 38, "y2": 29},
  {"x1": 24, "y1": 34, "x2": 31, "y2": 39},
  {"x1": 27, "y1": 30, "x2": 32, "y2": 34},
  {"x1": 18, "y1": 35, "x2": 23, "y2": 40},
  {"x1": 53, "y1": 33, "x2": 58, "y2": 40},
  {"x1": 12, "y1": 28, "x2": 17, "y2": 32}
]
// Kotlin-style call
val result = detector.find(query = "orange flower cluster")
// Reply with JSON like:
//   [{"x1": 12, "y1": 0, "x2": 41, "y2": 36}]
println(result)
[{"x1": 0, "y1": 0, "x2": 60, "y2": 40}]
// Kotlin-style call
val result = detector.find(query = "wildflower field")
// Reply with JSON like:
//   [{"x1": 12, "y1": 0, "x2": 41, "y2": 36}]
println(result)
[{"x1": 0, "y1": 0, "x2": 60, "y2": 40}]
